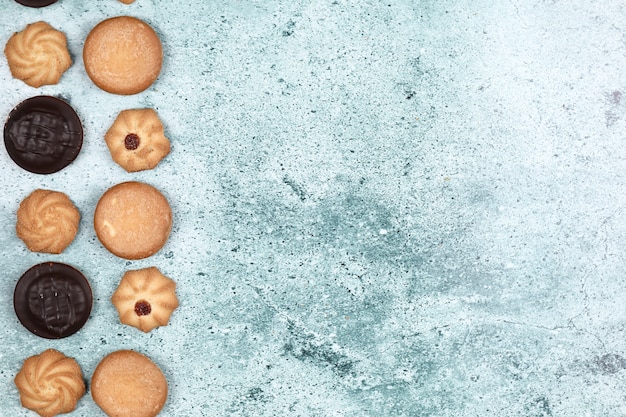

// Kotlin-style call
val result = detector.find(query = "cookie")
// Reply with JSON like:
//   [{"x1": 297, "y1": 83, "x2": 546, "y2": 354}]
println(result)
[
  {"x1": 14, "y1": 0, "x2": 58, "y2": 7},
  {"x1": 94, "y1": 181, "x2": 172, "y2": 260},
  {"x1": 16, "y1": 189, "x2": 80, "y2": 254},
  {"x1": 105, "y1": 109, "x2": 170, "y2": 172},
  {"x1": 14, "y1": 349, "x2": 86, "y2": 417},
  {"x1": 91, "y1": 350, "x2": 167, "y2": 417},
  {"x1": 118, "y1": 0, "x2": 135, "y2": 3},
  {"x1": 4, "y1": 21, "x2": 71, "y2": 88},
  {"x1": 111, "y1": 267, "x2": 179, "y2": 332},
  {"x1": 83, "y1": 16, "x2": 162, "y2": 95},
  {"x1": 14, "y1": 262, "x2": 93, "y2": 339},
  {"x1": 4, "y1": 95, "x2": 84, "y2": 174}
]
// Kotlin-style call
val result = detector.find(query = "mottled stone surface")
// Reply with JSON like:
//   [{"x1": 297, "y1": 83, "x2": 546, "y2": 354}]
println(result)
[{"x1": 1, "y1": 0, "x2": 626, "y2": 416}]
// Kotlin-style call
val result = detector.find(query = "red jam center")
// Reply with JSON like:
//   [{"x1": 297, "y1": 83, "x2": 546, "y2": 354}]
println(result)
[
  {"x1": 134, "y1": 300, "x2": 151, "y2": 316},
  {"x1": 124, "y1": 133, "x2": 140, "y2": 150}
]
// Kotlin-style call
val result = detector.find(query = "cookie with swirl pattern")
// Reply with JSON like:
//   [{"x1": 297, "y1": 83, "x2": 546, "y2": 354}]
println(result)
[
  {"x1": 4, "y1": 21, "x2": 72, "y2": 88},
  {"x1": 16, "y1": 189, "x2": 80, "y2": 254},
  {"x1": 14, "y1": 349, "x2": 86, "y2": 417}
]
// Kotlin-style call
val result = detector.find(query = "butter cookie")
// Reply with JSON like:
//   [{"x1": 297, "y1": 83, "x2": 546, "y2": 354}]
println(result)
[
  {"x1": 14, "y1": 349, "x2": 86, "y2": 417},
  {"x1": 92, "y1": 350, "x2": 167, "y2": 417},
  {"x1": 16, "y1": 189, "x2": 80, "y2": 254},
  {"x1": 83, "y1": 16, "x2": 162, "y2": 95},
  {"x1": 105, "y1": 109, "x2": 170, "y2": 172},
  {"x1": 94, "y1": 181, "x2": 172, "y2": 260},
  {"x1": 111, "y1": 267, "x2": 179, "y2": 332},
  {"x1": 4, "y1": 22, "x2": 71, "y2": 88}
]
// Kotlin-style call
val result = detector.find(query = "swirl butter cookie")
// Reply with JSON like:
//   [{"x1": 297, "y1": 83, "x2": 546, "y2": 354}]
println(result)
[
  {"x1": 16, "y1": 189, "x2": 80, "y2": 254},
  {"x1": 111, "y1": 267, "x2": 179, "y2": 332},
  {"x1": 14, "y1": 349, "x2": 86, "y2": 417},
  {"x1": 105, "y1": 109, "x2": 170, "y2": 172},
  {"x1": 92, "y1": 350, "x2": 168, "y2": 417},
  {"x1": 4, "y1": 22, "x2": 71, "y2": 88},
  {"x1": 83, "y1": 16, "x2": 162, "y2": 95},
  {"x1": 94, "y1": 181, "x2": 172, "y2": 260}
]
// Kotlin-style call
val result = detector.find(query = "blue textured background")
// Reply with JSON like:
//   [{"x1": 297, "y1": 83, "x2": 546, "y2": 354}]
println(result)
[{"x1": 1, "y1": 0, "x2": 626, "y2": 416}]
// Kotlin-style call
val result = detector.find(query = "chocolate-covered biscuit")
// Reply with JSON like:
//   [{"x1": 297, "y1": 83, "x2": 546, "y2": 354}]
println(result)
[
  {"x1": 4, "y1": 96, "x2": 83, "y2": 174},
  {"x1": 14, "y1": 0, "x2": 58, "y2": 7},
  {"x1": 14, "y1": 262, "x2": 93, "y2": 339}
]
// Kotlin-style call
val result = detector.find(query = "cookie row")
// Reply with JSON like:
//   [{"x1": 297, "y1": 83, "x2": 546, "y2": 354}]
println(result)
[
  {"x1": 4, "y1": 95, "x2": 170, "y2": 175},
  {"x1": 14, "y1": 262, "x2": 178, "y2": 337},
  {"x1": 4, "y1": 16, "x2": 162, "y2": 95},
  {"x1": 17, "y1": 181, "x2": 171, "y2": 259},
  {"x1": 15, "y1": 348, "x2": 166, "y2": 417}
]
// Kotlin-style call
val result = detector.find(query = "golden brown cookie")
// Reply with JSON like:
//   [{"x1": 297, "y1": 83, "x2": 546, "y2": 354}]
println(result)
[
  {"x1": 16, "y1": 189, "x2": 80, "y2": 254},
  {"x1": 4, "y1": 21, "x2": 72, "y2": 88},
  {"x1": 119, "y1": 0, "x2": 135, "y2": 3},
  {"x1": 91, "y1": 350, "x2": 167, "y2": 417},
  {"x1": 105, "y1": 109, "x2": 170, "y2": 172},
  {"x1": 83, "y1": 16, "x2": 162, "y2": 95},
  {"x1": 111, "y1": 267, "x2": 179, "y2": 332},
  {"x1": 94, "y1": 181, "x2": 172, "y2": 260},
  {"x1": 14, "y1": 349, "x2": 86, "y2": 417}
]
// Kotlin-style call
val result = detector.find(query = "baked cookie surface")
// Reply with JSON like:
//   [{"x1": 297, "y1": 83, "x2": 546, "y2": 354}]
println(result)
[
  {"x1": 111, "y1": 267, "x2": 179, "y2": 332},
  {"x1": 16, "y1": 189, "x2": 80, "y2": 254},
  {"x1": 94, "y1": 181, "x2": 172, "y2": 260},
  {"x1": 91, "y1": 350, "x2": 167, "y2": 417},
  {"x1": 4, "y1": 21, "x2": 71, "y2": 88},
  {"x1": 105, "y1": 109, "x2": 170, "y2": 172},
  {"x1": 14, "y1": 349, "x2": 86, "y2": 417},
  {"x1": 83, "y1": 16, "x2": 162, "y2": 95}
]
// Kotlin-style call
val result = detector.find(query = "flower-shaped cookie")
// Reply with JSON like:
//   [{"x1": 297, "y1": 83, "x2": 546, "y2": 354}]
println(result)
[
  {"x1": 14, "y1": 349, "x2": 86, "y2": 417},
  {"x1": 111, "y1": 267, "x2": 179, "y2": 332},
  {"x1": 16, "y1": 189, "x2": 80, "y2": 254},
  {"x1": 104, "y1": 108, "x2": 170, "y2": 172},
  {"x1": 4, "y1": 21, "x2": 72, "y2": 88}
]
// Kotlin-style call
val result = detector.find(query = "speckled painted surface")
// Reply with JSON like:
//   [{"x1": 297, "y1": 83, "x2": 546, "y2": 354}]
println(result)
[{"x1": 1, "y1": 0, "x2": 626, "y2": 416}]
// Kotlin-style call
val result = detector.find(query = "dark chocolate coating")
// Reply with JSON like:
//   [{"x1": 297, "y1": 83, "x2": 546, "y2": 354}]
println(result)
[
  {"x1": 14, "y1": 0, "x2": 58, "y2": 7},
  {"x1": 4, "y1": 96, "x2": 83, "y2": 174},
  {"x1": 14, "y1": 262, "x2": 93, "y2": 339}
]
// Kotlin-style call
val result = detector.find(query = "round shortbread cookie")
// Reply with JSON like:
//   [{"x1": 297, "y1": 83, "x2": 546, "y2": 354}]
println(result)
[
  {"x1": 83, "y1": 16, "x2": 162, "y2": 95},
  {"x1": 94, "y1": 181, "x2": 172, "y2": 260},
  {"x1": 91, "y1": 350, "x2": 167, "y2": 417}
]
